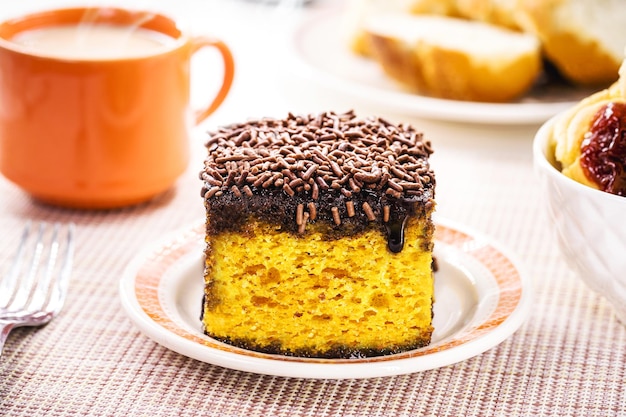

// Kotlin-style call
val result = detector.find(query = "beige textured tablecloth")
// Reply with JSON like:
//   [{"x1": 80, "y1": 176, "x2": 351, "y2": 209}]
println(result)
[{"x1": 1, "y1": 1, "x2": 625, "y2": 416}]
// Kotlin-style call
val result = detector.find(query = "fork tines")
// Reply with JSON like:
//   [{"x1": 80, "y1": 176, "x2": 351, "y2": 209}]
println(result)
[{"x1": 0, "y1": 222, "x2": 75, "y2": 317}]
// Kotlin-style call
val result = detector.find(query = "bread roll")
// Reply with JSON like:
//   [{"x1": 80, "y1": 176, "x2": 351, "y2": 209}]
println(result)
[
  {"x1": 516, "y1": 0, "x2": 626, "y2": 86},
  {"x1": 344, "y1": 0, "x2": 417, "y2": 56},
  {"x1": 364, "y1": 13, "x2": 542, "y2": 102},
  {"x1": 454, "y1": 0, "x2": 523, "y2": 30},
  {"x1": 408, "y1": 0, "x2": 458, "y2": 16}
]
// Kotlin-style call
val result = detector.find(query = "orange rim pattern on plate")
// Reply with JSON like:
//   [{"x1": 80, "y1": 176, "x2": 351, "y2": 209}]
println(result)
[{"x1": 134, "y1": 223, "x2": 524, "y2": 364}]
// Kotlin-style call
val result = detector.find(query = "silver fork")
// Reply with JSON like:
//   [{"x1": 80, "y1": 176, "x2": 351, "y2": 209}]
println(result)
[{"x1": 0, "y1": 222, "x2": 75, "y2": 357}]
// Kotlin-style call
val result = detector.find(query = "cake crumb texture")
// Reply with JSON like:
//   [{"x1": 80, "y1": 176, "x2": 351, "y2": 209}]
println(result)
[{"x1": 203, "y1": 217, "x2": 434, "y2": 358}]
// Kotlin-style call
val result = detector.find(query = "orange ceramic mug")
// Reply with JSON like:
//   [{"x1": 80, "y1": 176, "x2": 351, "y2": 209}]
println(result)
[{"x1": 0, "y1": 7, "x2": 234, "y2": 208}]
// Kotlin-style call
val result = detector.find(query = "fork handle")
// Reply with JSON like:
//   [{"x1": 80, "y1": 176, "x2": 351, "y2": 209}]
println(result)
[{"x1": 0, "y1": 321, "x2": 15, "y2": 358}]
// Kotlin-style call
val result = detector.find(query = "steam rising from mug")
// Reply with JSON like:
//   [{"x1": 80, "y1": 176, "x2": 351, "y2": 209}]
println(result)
[
  {"x1": 76, "y1": 8, "x2": 158, "y2": 53},
  {"x1": 11, "y1": 9, "x2": 176, "y2": 60}
]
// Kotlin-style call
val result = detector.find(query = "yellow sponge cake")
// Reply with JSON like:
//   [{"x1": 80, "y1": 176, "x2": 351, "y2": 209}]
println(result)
[{"x1": 200, "y1": 111, "x2": 436, "y2": 358}]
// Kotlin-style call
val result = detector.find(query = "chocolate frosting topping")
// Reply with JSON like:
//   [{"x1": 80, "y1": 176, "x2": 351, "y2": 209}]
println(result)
[{"x1": 200, "y1": 111, "x2": 435, "y2": 244}]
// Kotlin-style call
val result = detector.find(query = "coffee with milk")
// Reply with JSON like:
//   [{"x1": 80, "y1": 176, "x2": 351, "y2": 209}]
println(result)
[{"x1": 11, "y1": 24, "x2": 176, "y2": 59}]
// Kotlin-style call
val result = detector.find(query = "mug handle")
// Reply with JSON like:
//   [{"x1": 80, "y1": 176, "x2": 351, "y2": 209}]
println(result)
[{"x1": 190, "y1": 37, "x2": 235, "y2": 125}]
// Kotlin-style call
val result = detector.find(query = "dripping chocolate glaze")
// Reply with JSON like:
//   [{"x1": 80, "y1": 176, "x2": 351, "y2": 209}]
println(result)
[
  {"x1": 386, "y1": 216, "x2": 409, "y2": 253},
  {"x1": 200, "y1": 111, "x2": 435, "y2": 252}
]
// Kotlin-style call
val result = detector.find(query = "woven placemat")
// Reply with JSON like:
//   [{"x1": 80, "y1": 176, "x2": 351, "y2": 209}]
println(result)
[{"x1": 1, "y1": 121, "x2": 625, "y2": 417}]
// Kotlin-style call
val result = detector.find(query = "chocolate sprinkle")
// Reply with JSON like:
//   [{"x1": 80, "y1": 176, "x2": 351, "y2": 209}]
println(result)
[
  {"x1": 362, "y1": 202, "x2": 376, "y2": 221},
  {"x1": 307, "y1": 202, "x2": 318, "y2": 221},
  {"x1": 201, "y1": 111, "x2": 435, "y2": 241},
  {"x1": 346, "y1": 201, "x2": 355, "y2": 217}
]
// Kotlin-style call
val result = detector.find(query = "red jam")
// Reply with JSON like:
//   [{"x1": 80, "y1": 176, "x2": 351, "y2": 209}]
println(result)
[{"x1": 580, "y1": 101, "x2": 626, "y2": 196}]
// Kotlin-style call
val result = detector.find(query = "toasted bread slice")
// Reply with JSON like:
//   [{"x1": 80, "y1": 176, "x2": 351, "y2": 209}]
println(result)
[{"x1": 364, "y1": 13, "x2": 542, "y2": 102}]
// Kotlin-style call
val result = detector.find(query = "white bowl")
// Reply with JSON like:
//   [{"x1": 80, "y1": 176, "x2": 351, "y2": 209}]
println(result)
[{"x1": 533, "y1": 115, "x2": 626, "y2": 325}]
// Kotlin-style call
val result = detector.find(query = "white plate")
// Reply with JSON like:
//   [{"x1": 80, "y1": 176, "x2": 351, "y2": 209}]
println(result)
[
  {"x1": 119, "y1": 219, "x2": 531, "y2": 379},
  {"x1": 290, "y1": 7, "x2": 595, "y2": 125}
]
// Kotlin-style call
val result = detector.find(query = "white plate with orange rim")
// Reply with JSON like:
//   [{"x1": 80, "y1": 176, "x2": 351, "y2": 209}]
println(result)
[
  {"x1": 119, "y1": 218, "x2": 531, "y2": 379},
  {"x1": 290, "y1": 6, "x2": 595, "y2": 125}
]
